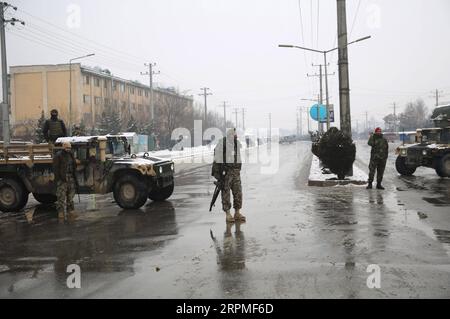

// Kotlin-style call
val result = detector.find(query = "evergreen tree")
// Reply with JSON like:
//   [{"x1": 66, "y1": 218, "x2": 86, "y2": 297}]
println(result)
[
  {"x1": 126, "y1": 115, "x2": 138, "y2": 132},
  {"x1": 35, "y1": 111, "x2": 46, "y2": 143}
]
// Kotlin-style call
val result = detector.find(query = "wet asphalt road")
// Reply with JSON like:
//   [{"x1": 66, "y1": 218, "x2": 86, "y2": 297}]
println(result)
[{"x1": 0, "y1": 141, "x2": 449, "y2": 298}]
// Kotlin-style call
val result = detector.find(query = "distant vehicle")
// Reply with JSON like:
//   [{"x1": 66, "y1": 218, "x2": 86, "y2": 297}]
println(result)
[
  {"x1": 279, "y1": 135, "x2": 296, "y2": 144},
  {"x1": 396, "y1": 105, "x2": 450, "y2": 177},
  {"x1": 0, "y1": 135, "x2": 175, "y2": 212}
]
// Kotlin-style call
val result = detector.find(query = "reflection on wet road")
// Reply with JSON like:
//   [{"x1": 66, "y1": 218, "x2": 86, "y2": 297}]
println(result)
[{"x1": 0, "y1": 142, "x2": 449, "y2": 298}]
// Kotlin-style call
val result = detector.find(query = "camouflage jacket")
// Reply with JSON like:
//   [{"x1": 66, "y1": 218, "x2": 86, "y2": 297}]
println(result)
[
  {"x1": 368, "y1": 134, "x2": 389, "y2": 160},
  {"x1": 53, "y1": 150, "x2": 77, "y2": 183},
  {"x1": 211, "y1": 137, "x2": 242, "y2": 179}
]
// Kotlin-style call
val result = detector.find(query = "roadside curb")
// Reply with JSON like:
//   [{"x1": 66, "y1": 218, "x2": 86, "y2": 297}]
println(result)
[{"x1": 308, "y1": 155, "x2": 368, "y2": 187}]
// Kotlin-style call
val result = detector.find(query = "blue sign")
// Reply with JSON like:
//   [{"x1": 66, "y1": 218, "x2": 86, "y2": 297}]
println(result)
[{"x1": 310, "y1": 104, "x2": 327, "y2": 122}]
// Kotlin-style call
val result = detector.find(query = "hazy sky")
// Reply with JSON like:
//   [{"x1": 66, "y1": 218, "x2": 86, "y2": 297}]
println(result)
[{"x1": 4, "y1": 0, "x2": 450, "y2": 132}]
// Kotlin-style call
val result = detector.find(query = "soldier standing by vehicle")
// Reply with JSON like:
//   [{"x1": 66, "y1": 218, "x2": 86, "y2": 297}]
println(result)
[
  {"x1": 212, "y1": 128, "x2": 246, "y2": 223},
  {"x1": 43, "y1": 109, "x2": 67, "y2": 143},
  {"x1": 53, "y1": 141, "x2": 78, "y2": 220},
  {"x1": 367, "y1": 127, "x2": 389, "y2": 190}
]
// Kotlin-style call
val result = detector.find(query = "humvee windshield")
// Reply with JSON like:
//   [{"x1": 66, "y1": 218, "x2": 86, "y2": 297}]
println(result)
[
  {"x1": 420, "y1": 129, "x2": 441, "y2": 144},
  {"x1": 106, "y1": 137, "x2": 128, "y2": 157}
]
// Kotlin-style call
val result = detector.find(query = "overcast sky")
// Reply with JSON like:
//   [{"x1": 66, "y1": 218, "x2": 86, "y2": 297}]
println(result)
[{"x1": 4, "y1": 0, "x2": 450, "y2": 132}]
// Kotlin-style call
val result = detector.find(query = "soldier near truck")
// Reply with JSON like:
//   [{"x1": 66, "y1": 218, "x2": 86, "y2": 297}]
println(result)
[
  {"x1": 53, "y1": 141, "x2": 78, "y2": 220},
  {"x1": 367, "y1": 127, "x2": 389, "y2": 190},
  {"x1": 43, "y1": 109, "x2": 67, "y2": 143}
]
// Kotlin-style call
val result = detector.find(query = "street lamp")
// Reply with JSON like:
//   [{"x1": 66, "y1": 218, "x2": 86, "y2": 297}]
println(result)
[
  {"x1": 69, "y1": 53, "x2": 95, "y2": 136},
  {"x1": 279, "y1": 36, "x2": 371, "y2": 131}
]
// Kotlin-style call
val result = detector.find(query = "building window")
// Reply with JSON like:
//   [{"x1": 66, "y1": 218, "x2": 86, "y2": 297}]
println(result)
[
  {"x1": 94, "y1": 96, "x2": 102, "y2": 105},
  {"x1": 138, "y1": 104, "x2": 144, "y2": 114},
  {"x1": 94, "y1": 77, "x2": 100, "y2": 87},
  {"x1": 113, "y1": 82, "x2": 117, "y2": 91},
  {"x1": 84, "y1": 75, "x2": 90, "y2": 85},
  {"x1": 104, "y1": 79, "x2": 108, "y2": 89},
  {"x1": 120, "y1": 83, "x2": 125, "y2": 92},
  {"x1": 83, "y1": 95, "x2": 91, "y2": 104},
  {"x1": 130, "y1": 87, "x2": 135, "y2": 95},
  {"x1": 131, "y1": 103, "x2": 136, "y2": 110},
  {"x1": 145, "y1": 90, "x2": 149, "y2": 97},
  {"x1": 138, "y1": 89, "x2": 142, "y2": 96}
]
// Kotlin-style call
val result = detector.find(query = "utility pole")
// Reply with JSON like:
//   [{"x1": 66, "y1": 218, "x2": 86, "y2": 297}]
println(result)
[
  {"x1": 198, "y1": 87, "x2": 212, "y2": 129},
  {"x1": 365, "y1": 111, "x2": 368, "y2": 133},
  {"x1": 217, "y1": 102, "x2": 229, "y2": 135},
  {"x1": 232, "y1": 108, "x2": 239, "y2": 129},
  {"x1": 1, "y1": 2, "x2": 24, "y2": 144},
  {"x1": 268, "y1": 113, "x2": 272, "y2": 143},
  {"x1": 391, "y1": 102, "x2": 397, "y2": 132},
  {"x1": 141, "y1": 63, "x2": 160, "y2": 123},
  {"x1": 241, "y1": 107, "x2": 245, "y2": 131},
  {"x1": 430, "y1": 89, "x2": 444, "y2": 107},
  {"x1": 337, "y1": 0, "x2": 352, "y2": 137},
  {"x1": 308, "y1": 64, "x2": 335, "y2": 132}
]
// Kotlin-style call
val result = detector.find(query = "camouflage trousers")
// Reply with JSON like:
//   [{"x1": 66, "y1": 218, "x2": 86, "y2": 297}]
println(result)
[
  {"x1": 56, "y1": 177, "x2": 76, "y2": 213},
  {"x1": 368, "y1": 157, "x2": 387, "y2": 184},
  {"x1": 221, "y1": 169, "x2": 242, "y2": 212}
]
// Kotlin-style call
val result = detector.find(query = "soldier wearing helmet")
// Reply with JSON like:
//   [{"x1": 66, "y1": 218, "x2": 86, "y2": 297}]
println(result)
[
  {"x1": 53, "y1": 141, "x2": 78, "y2": 220},
  {"x1": 367, "y1": 127, "x2": 389, "y2": 190},
  {"x1": 212, "y1": 128, "x2": 246, "y2": 223},
  {"x1": 43, "y1": 109, "x2": 68, "y2": 143}
]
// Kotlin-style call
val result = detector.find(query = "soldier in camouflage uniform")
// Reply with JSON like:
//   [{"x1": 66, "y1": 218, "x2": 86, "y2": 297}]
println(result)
[
  {"x1": 43, "y1": 109, "x2": 67, "y2": 143},
  {"x1": 53, "y1": 141, "x2": 78, "y2": 220},
  {"x1": 367, "y1": 127, "x2": 389, "y2": 190},
  {"x1": 212, "y1": 128, "x2": 245, "y2": 223}
]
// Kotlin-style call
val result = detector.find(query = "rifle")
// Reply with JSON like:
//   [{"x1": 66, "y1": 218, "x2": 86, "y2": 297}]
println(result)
[{"x1": 209, "y1": 168, "x2": 225, "y2": 212}]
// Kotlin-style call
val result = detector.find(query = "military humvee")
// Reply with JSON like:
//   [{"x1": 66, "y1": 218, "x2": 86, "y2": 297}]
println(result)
[
  {"x1": 396, "y1": 105, "x2": 450, "y2": 177},
  {"x1": 0, "y1": 135, "x2": 175, "y2": 212}
]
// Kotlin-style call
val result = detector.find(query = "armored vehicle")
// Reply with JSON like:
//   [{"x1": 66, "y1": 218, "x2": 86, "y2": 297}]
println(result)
[
  {"x1": 0, "y1": 135, "x2": 175, "y2": 212},
  {"x1": 396, "y1": 105, "x2": 450, "y2": 177}
]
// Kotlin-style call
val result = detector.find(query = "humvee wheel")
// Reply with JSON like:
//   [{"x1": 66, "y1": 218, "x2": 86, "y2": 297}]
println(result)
[
  {"x1": 148, "y1": 184, "x2": 174, "y2": 202},
  {"x1": 436, "y1": 154, "x2": 450, "y2": 178},
  {"x1": 113, "y1": 175, "x2": 148, "y2": 209},
  {"x1": 33, "y1": 193, "x2": 57, "y2": 205},
  {"x1": 0, "y1": 178, "x2": 29, "y2": 212},
  {"x1": 395, "y1": 156, "x2": 416, "y2": 176}
]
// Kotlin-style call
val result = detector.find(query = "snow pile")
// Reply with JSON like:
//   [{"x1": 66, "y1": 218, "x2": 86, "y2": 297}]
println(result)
[{"x1": 308, "y1": 155, "x2": 368, "y2": 187}]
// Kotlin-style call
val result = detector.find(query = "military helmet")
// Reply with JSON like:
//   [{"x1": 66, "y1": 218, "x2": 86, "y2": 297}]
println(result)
[{"x1": 50, "y1": 109, "x2": 58, "y2": 115}]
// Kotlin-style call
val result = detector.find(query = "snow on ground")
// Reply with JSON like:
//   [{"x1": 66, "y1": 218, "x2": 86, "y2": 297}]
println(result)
[{"x1": 308, "y1": 155, "x2": 368, "y2": 187}]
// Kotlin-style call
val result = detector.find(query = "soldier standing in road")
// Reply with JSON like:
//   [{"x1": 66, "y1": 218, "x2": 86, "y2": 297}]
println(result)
[
  {"x1": 43, "y1": 109, "x2": 68, "y2": 143},
  {"x1": 367, "y1": 127, "x2": 389, "y2": 190},
  {"x1": 53, "y1": 141, "x2": 78, "y2": 220},
  {"x1": 212, "y1": 128, "x2": 246, "y2": 223}
]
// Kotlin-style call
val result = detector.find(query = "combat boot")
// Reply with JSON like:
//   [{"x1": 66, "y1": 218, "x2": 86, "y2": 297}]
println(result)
[
  {"x1": 225, "y1": 211, "x2": 235, "y2": 223},
  {"x1": 376, "y1": 183, "x2": 385, "y2": 190},
  {"x1": 366, "y1": 182, "x2": 373, "y2": 190},
  {"x1": 234, "y1": 209, "x2": 246, "y2": 222}
]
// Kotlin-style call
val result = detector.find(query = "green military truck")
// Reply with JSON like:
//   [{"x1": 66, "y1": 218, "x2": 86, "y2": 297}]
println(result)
[
  {"x1": 396, "y1": 105, "x2": 450, "y2": 178},
  {"x1": 0, "y1": 135, "x2": 175, "y2": 212}
]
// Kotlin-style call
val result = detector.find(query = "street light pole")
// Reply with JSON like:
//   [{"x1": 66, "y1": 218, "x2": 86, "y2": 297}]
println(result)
[{"x1": 69, "y1": 53, "x2": 94, "y2": 136}]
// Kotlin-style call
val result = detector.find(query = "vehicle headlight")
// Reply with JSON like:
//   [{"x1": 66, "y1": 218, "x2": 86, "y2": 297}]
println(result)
[
  {"x1": 422, "y1": 150, "x2": 428, "y2": 156},
  {"x1": 171, "y1": 164, "x2": 174, "y2": 171},
  {"x1": 401, "y1": 149, "x2": 407, "y2": 156},
  {"x1": 159, "y1": 166, "x2": 163, "y2": 174}
]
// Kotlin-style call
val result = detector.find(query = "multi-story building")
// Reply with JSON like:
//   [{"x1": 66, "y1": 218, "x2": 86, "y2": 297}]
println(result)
[{"x1": 9, "y1": 63, "x2": 193, "y2": 136}]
